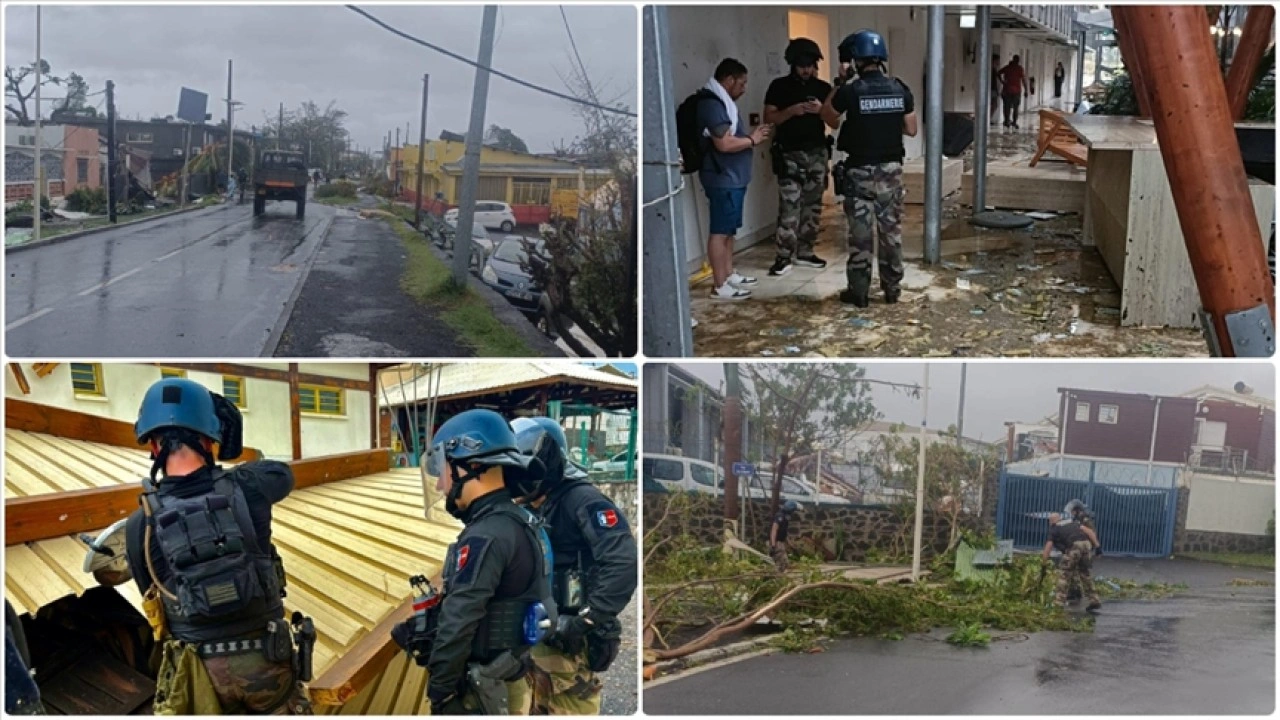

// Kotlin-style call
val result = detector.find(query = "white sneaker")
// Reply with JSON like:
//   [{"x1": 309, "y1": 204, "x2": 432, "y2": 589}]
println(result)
[
  {"x1": 710, "y1": 284, "x2": 752, "y2": 301},
  {"x1": 691, "y1": 317, "x2": 699, "y2": 328},
  {"x1": 728, "y1": 271, "x2": 758, "y2": 286}
]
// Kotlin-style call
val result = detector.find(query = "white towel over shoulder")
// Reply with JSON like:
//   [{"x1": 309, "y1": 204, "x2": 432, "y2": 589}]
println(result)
[{"x1": 702, "y1": 77, "x2": 739, "y2": 138}]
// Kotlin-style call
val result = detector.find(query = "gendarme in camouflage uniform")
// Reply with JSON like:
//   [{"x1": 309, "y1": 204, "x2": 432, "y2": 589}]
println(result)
[
  {"x1": 1045, "y1": 519, "x2": 1101, "y2": 612},
  {"x1": 764, "y1": 38, "x2": 833, "y2": 276},
  {"x1": 827, "y1": 30, "x2": 917, "y2": 307}
]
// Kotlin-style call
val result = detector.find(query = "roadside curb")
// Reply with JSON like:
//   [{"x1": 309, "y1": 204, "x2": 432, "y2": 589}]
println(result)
[
  {"x1": 5, "y1": 202, "x2": 234, "y2": 254},
  {"x1": 646, "y1": 638, "x2": 779, "y2": 688},
  {"x1": 263, "y1": 212, "x2": 335, "y2": 357},
  {"x1": 409, "y1": 220, "x2": 566, "y2": 357}
]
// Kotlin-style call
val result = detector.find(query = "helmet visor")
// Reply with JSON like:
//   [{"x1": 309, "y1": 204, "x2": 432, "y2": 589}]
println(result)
[{"x1": 420, "y1": 444, "x2": 449, "y2": 521}]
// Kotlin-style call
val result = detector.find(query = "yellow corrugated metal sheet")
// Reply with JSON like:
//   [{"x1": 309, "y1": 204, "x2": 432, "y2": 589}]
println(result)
[
  {"x1": 380, "y1": 361, "x2": 636, "y2": 408},
  {"x1": 4, "y1": 430, "x2": 459, "y2": 714}
]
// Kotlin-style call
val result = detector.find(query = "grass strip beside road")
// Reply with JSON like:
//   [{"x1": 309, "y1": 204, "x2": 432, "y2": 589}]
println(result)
[
  {"x1": 1181, "y1": 551, "x2": 1275, "y2": 570},
  {"x1": 316, "y1": 195, "x2": 361, "y2": 207},
  {"x1": 387, "y1": 218, "x2": 535, "y2": 357}
]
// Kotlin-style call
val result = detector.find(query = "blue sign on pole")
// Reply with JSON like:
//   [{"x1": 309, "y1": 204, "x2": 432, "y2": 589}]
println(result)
[{"x1": 732, "y1": 462, "x2": 755, "y2": 476}]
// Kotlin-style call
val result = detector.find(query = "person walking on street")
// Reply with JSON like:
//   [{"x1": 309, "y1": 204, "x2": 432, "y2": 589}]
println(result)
[
  {"x1": 764, "y1": 38, "x2": 833, "y2": 277},
  {"x1": 770, "y1": 500, "x2": 799, "y2": 572},
  {"x1": 416, "y1": 410, "x2": 557, "y2": 715},
  {"x1": 997, "y1": 55, "x2": 1030, "y2": 129},
  {"x1": 1064, "y1": 499, "x2": 1100, "y2": 602},
  {"x1": 822, "y1": 29, "x2": 918, "y2": 308},
  {"x1": 693, "y1": 58, "x2": 772, "y2": 301},
  {"x1": 509, "y1": 418, "x2": 637, "y2": 715},
  {"x1": 1041, "y1": 513, "x2": 1102, "y2": 613},
  {"x1": 108, "y1": 378, "x2": 312, "y2": 715}
]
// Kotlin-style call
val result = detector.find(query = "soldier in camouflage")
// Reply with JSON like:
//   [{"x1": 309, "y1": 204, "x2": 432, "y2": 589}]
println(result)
[
  {"x1": 821, "y1": 29, "x2": 918, "y2": 307},
  {"x1": 1042, "y1": 513, "x2": 1102, "y2": 613},
  {"x1": 764, "y1": 38, "x2": 833, "y2": 276}
]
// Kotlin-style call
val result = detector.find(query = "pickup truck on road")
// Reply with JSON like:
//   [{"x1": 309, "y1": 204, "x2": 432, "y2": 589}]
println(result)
[{"x1": 254, "y1": 150, "x2": 309, "y2": 219}]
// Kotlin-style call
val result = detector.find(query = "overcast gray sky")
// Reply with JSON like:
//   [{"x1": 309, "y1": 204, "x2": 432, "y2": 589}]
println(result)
[
  {"x1": 675, "y1": 362, "x2": 1276, "y2": 443},
  {"x1": 4, "y1": 4, "x2": 636, "y2": 153}
]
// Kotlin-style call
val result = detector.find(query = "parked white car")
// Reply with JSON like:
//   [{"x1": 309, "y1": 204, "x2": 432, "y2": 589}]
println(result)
[
  {"x1": 642, "y1": 454, "x2": 849, "y2": 505},
  {"x1": 642, "y1": 454, "x2": 723, "y2": 495},
  {"x1": 445, "y1": 201, "x2": 518, "y2": 233},
  {"x1": 592, "y1": 450, "x2": 637, "y2": 474}
]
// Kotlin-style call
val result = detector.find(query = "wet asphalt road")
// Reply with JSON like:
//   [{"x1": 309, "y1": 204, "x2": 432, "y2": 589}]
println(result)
[
  {"x1": 273, "y1": 199, "x2": 469, "y2": 357},
  {"x1": 5, "y1": 196, "x2": 330, "y2": 357},
  {"x1": 644, "y1": 558, "x2": 1275, "y2": 715}
]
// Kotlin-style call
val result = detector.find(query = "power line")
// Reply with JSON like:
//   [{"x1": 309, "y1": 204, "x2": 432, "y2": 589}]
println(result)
[
  {"x1": 558, "y1": 5, "x2": 603, "y2": 109},
  {"x1": 345, "y1": 5, "x2": 635, "y2": 118}
]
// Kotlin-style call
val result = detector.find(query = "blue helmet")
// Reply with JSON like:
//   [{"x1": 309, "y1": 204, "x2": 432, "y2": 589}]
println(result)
[
  {"x1": 135, "y1": 378, "x2": 221, "y2": 445},
  {"x1": 425, "y1": 409, "x2": 530, "y2": 477},
  {"x1": 511, "y1": 416, "x2": 590, "y2": 500},
  {"x1": 782, "y1": 500, "x2": 800, "y2": 513},
  {"x1": 839, "y1": 29, "x2": 887, "y2": 64}
]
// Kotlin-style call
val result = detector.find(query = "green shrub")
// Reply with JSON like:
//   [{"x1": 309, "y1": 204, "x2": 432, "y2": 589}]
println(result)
[
  {"x1": 315, "y1": 180, "x2": 358, "y2": 199},
  {"x1": 65, "y1": 186, "x2": 109, "y2": 214}
]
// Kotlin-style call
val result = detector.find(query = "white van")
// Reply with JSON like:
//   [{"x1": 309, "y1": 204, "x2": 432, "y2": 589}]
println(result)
[{"x1": 642, "y1": 454, "x2": 850, "y2": 505}]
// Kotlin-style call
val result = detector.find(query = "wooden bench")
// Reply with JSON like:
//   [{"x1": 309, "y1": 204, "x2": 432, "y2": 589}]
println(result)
[{"x1": 1030, "y1": 109, "x2": 1089, "y2": 168}]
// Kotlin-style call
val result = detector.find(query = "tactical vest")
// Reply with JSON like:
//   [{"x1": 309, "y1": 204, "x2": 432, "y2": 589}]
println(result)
[
  {"x1": 142, "y1": 473, "x2": 286, "y2": 643},
  {"x1": 837, "y1": 72, "x2": 908, "y2": 165},
  {"x1": 1050, "y1": 521, "x2": 1089, "y2": 552},
  {"x1": 444, "y1": 503, "x2": 557, "y2": 662}
]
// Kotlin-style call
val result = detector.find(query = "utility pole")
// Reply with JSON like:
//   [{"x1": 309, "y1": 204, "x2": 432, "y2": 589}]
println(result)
[
  {"x1": 956, "y1": 362, "x2": 967, "y2": 443},
  {"x1": 414, "y1": 73, "x2": 430, "y2": 229},
  {"x1": 278, "y1": 102, "x2": 284, "y2": 150},
  {"x1": 452, "y1": 5, "x2": 499, "y2": 285},
  {"x1": 225, "y1": 60, "x2": 234, "y2": 191},
  {"x1": 912, "y1": 365, "x2": 930, "y2": 582},
  {"x1": 180, "y1": 123, "x2": 191, "y2": 208},
  {"x1": 33, "y1": 5, "x2": 42, "y2": 243},
  {"x1": 394, "y1": 127, "x2": 401, "y2": 194},
  {"x1": 722, "y1": 364, "x2": 742, "y2": 523},
  {"x1": 106, "y1": 80, "x2": 117, "y2": 224},
  {"x1": 923, "y1": 5, "x2": 944, "y2": 264}
]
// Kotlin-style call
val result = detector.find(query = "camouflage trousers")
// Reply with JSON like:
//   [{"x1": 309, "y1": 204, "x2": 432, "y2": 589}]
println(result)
[
  {"x1": 775, "y1": 147, "x2": 828, "y2": 259},
  {"x1": 770, "y1": 542, "x2": 789, "y2": 573},
  {"x1": 525, "y1": 642, "x2": 602, "y2": 715},
  {"x1": 154, "y1": 640, "x2": 311, "y2": 715},
  {"x1": 1054, "y1": 541, "x2": 1100, "y2": 607},
  {"x1": 843, "y1": 162, "x2": 905, "y2": 292}
]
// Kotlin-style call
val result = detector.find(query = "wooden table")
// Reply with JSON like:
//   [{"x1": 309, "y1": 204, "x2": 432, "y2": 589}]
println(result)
[{"x1": 1064, "y1": 115, "x2": 1275, "y2": 328}]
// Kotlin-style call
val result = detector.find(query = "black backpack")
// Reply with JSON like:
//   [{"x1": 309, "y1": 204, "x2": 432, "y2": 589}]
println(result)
[{"x1": 675, "y1": 89, "x2": 719, "y2": 174}]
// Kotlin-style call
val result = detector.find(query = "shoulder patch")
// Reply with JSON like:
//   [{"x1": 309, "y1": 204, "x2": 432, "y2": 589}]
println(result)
[
  {"x1": 584, "y1": 500, "x2": 629, "y2": 537},
  {"x1": 450, "y1": 535, "x2": 491, "y2": 587}
]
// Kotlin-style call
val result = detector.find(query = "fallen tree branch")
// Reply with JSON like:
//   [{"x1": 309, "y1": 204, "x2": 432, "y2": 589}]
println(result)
[{"x1": 643, "y1": 572, "x2": 773, "y2": 632}]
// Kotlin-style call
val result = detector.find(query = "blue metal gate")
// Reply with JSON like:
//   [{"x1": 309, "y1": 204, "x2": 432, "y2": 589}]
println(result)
[{"x1": 995, "y1": 469, "x2": 1178, "y2": 558}]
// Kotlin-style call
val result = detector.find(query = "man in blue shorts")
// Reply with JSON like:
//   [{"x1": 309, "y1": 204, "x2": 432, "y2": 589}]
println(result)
[{"x1": 697, "y1": 58, "x2": 772, "y2": 301}]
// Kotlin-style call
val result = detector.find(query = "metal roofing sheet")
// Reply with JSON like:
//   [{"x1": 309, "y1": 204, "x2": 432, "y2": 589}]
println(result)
[
  {"x1": 379, "y1": 361, "x2": 636, "y2": 408},
  {"x1": 4, "y1": 431, "x2": 458, "y2": 713}
]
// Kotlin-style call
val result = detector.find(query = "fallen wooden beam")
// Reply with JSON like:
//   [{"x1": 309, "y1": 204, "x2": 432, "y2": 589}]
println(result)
[
  {"x1": 9, "y1": 364, "x2": 31, "y2": 395},
  {"x1": 5, "y1": 484, "x2": 141, "y2": 546},
  {"x1": 291, "y1": 449, "x2": 391, "y2": 490},
  {"x1": 5, "y1": 448, "x2": 389, "y2": 545},
  {"x1": 6, "y1": 398, "x2": 262, "y2": 462}
]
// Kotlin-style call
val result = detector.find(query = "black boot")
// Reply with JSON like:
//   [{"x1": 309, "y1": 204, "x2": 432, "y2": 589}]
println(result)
[
  {"x1": 841, "y1": 271, "x2": 871, "y2": 307},
  {"x1": 884, "y1": 287, "x2": 901, "y2": 304}
]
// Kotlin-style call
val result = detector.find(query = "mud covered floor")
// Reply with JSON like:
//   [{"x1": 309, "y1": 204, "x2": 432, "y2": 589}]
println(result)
[{"x1": 691, "y1": 203, "x2": 1207, "y2": 358}]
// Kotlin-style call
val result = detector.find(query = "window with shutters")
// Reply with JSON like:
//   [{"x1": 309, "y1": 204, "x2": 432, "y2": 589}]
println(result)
[
  {"x1": 71, "y1": 363, "x2": 105, "y2": 397},
  {"x1": 299, "y1": 384, "x2": 345, "y2": 416},
  {"x1": 223, "y1": 376, "x2": 247, "y2": 409},
  {"x1": 477, "y1": 176, "x2": 509, "y2": 202},
  {"x1": 160, "y1": 368, "x2": 187, "y2": 379}
]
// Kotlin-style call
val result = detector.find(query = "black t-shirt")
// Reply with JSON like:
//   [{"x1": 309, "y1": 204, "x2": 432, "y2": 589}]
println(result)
[
  {"x1": 764, "y1": 73, "x2": 833, "y2": 150},
  {"x1": 832, "y1": 70, "x2": 914, "y2": 165},
  {"x1": 773, "y1": 512, "x2": 790, "y2": 543},
  {"x1": 1048, "y1": 521, "x2": 1088, "y2": 552}
]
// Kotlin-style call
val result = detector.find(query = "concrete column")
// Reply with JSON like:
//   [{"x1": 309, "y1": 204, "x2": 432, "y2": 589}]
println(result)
[
  {"x1": 923, "y1": 5, "x2": 945, "y2": 264},
  {"x1": 972, "y1": 5, "x2": 993, "y2": 212}
]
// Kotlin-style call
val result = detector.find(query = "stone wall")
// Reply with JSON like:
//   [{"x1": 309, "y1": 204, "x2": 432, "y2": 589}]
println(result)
[
  {"x1": 644, "y1": 491, "x2": 974, "y2": 562},
  {"x1": 1176, "y1": 529, "x2": 1274, "y2": 555},
  {"x1": 598, "y1": 479, "x2": 639, "y2": 525}
]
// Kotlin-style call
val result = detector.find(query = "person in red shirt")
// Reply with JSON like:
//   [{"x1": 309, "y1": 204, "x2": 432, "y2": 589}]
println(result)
[{"x1": 997, "y1": 55, "x2": 1029, "y2": 129}]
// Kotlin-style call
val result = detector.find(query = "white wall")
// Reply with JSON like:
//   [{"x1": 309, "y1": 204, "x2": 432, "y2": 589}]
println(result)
[
  {"x1": 1185, "y1": 474, "x2": 1275, "y2": 536},
  {"x1": 5, "y1": 363, "x2": 371, "y2": 461}
]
